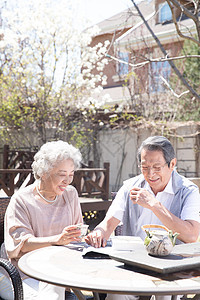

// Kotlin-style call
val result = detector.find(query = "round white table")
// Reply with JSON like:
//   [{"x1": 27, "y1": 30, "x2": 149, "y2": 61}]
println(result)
[{"x1": 18, "y1": 245, "x2": 200, "y2": 300}]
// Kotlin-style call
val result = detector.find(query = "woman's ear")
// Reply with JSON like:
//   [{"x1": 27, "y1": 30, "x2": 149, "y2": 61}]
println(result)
[
  {"x1": 170, "y1": 158, "x2": 177, "y2": 170},
  {"x1": 41, "y1": 173, "x2": 47, "y2": 181},
  {"x1": 41, "y1": 172, "x2": 51, "y2": 182}
]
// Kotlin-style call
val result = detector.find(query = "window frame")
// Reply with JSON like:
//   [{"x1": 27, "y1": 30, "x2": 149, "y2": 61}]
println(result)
[
  {"x1": 159, "y1": 3, "x2": 172, "y2": 23},
  {"x1": 116, "y1": 51, "x2": 129, "y2": 76},
  {"x1": 149, "y1": 60, "x2": 171, "y2": 93}
]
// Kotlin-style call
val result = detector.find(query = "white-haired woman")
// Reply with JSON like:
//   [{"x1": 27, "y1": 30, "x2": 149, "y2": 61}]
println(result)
[{"x1": 2, "y1": 140, "x2": 83, "y2": 300}]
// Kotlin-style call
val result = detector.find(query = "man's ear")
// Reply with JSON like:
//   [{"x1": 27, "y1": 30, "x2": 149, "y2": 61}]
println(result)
[{"x1": 170, "y1": 158, "x2": 177, "y2": 170}]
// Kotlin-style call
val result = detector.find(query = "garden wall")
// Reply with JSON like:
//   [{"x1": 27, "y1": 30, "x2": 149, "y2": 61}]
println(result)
[{"x1": 98, "y1": 122, "x2": 200, "y2": 193}]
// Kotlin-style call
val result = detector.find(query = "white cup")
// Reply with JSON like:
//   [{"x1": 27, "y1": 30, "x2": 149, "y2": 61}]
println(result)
[{"x1": 76, "y1": 224, "x2": 89, "y2": 237}]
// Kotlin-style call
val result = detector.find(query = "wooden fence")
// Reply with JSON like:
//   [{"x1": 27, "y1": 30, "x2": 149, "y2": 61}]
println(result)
[
  {"x1": 0, "y1": 163, "x2": 111, "y2": 204},
  {"x1": 2, "y1": 144, "x2": 37, "y2": 169},
  {"x1": 0, "y1": 145, "x2": 112, "y2": 230}
]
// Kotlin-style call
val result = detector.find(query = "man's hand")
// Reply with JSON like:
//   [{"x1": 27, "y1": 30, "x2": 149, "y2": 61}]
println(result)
[
  {"x1": 85, "y1": 228, "x2": 107, "y2": 248},
  {"x1": 85, "y1": 216, "x2": 120, "y2": 248},
  {"x1": 130, "y1": 187, "x2": 159, "y2": 209}
]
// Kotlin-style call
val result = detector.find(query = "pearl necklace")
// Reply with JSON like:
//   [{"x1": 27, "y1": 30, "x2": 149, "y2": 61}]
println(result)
[{"x1": 36, "y1": 186, "x2": 58, "y2": 203}]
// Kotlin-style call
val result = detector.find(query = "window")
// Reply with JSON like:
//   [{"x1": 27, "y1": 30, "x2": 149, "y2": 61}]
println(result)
[
  {"x1": 117, "y1": 51, "x2": 129, "y2": 76},
  {"x1": 159, "y1": 3, "x2": 172, "y2": 23},
  {"x1": 149, "y1": 61, "x2": 171, "y2": 93}
]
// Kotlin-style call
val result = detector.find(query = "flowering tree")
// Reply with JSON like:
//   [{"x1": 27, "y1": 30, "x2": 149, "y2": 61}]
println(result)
[{"x1": 0, "y1": 0, "x2": 109, "y2": 154}]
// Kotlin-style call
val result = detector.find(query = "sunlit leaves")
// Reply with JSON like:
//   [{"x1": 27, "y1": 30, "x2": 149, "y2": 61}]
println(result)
[{"x1": 0, "y1": 0, "x2": 110, "y2": 148}]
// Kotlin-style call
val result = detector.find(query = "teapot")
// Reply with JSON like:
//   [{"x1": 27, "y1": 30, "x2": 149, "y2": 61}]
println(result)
[{"x1": 141, "y1": 224, "x2": 179, "y2": 257}]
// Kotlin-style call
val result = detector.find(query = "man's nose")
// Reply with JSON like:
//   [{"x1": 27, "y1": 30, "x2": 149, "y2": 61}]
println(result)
[{"x1": 148, "y1": 167, "x2": 156, "y2": 175}]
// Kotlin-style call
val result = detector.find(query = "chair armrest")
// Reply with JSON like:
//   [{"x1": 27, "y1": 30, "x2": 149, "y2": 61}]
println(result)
[{"x1": 0, "y1": 258, "x2": 23, "y2": 300}]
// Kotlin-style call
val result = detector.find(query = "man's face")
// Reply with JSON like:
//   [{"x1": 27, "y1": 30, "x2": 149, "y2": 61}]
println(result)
[{"x1": 140, "y1": 149, "x2": 176, "y2": 195}]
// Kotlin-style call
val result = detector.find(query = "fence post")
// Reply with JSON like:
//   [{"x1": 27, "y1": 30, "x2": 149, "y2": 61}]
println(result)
[
  {"x1": 103, "y1": 162, "x2": 110, "y2": 200},
  {"x1": 88, "y1": 161, "x2": 94, "y2": 168},
  {"x1": 9, "y1": 173, "x2": 15, "y2": 196},
  {"x1": 3, "y1": 145, "x2": 9, "y2": 169}
]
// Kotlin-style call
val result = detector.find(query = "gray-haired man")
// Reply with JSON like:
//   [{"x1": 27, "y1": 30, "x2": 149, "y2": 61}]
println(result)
[
  {"x1": 86, "y1": 135, "x2": 200, "y2": 243},
  {"x1": 86, "y1": 135, "x2": 200, "y2": 300}
]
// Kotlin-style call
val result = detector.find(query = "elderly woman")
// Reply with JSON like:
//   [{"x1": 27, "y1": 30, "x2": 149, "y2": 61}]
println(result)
[{"x1": 2, "y1": 140, "x2": 83, "y2": 300}]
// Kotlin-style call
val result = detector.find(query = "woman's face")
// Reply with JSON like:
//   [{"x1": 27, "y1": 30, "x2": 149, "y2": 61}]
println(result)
[{"x1": 41, "y1": 159, "x2": 75, "y2": 197}]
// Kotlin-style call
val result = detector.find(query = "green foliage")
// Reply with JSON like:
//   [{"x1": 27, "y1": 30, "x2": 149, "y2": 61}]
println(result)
[
  {"x1": 4, "y1": 0, "x2": 199, "y2": 160},
  {"x1": 0, "y1": 0, "x2": 110, "y2": 156},
  {"x1": 171, "y1": 38, "x2": 200, "y2": 121},
  {"x1": 182, "y1": 39, "x2": 200, "y2": 91}
]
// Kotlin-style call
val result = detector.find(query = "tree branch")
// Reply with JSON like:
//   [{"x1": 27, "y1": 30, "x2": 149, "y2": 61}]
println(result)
[
  {"x1": 166, "y1": 0, "x2": 200, "y2": 46},
  {"x1": 168, "y1": 0, "x2": 197, "y2": 20},
  {"x1": 106, "y1": 53, "x2": 200, "y2": 68},
  {"x1": 130, "y1": 0, "x2": 200, "y2": 100},
  {"x1": 160, "y1": 75, "x2": 190, "y2": 98}
]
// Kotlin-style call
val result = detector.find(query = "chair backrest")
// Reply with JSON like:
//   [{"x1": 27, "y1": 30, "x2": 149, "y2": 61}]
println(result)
[
  {"x1": 0, "y1": 258, "x2": 24, "y2": 299},
  {"x1": 111, "y1": 192, "x2": 117, "y2": 201},
  {"x1": 111, "y1": 192, "x2": 123, "y2": 236},
  {"x1": 0, "y1": 197, "x2": 11, "y2": 246},
  {"x1": 0, "y1": 198, "x2": 24, "y2": 299}
]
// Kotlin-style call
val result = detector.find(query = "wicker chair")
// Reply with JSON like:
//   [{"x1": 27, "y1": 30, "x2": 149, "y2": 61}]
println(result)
[
  {"x1": 0, "y1": 197, "x2": 23, "y2": 300},
  {"x1": 0, "y1": 197, "x2": 10, "y2": 246}
]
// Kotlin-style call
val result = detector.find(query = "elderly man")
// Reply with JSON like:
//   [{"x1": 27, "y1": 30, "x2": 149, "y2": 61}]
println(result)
[{"x1": 86, "y1": 136, "x2": 200, "y2": 300}]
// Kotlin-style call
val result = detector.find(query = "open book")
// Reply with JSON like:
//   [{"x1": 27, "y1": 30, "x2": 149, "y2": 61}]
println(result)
[{"x1": 68, "y1": 236, "x2": 143, "y2": 259}]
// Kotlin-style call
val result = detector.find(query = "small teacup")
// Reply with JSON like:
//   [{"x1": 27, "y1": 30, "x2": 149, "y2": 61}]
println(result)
[{"x1": 76, "y1": 224, "x2": 89, "y2": 238}]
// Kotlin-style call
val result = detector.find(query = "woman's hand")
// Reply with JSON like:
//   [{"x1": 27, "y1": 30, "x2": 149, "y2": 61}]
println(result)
[
  {"x1": 21, "y1": 225, "x2": 82, "y2": 253},
  {"x1": 54, "y1": 225, "x2": 82, "y2": 245},
  {"x1": 85, "y1": 228, "x2": 107, "y2": 248}
]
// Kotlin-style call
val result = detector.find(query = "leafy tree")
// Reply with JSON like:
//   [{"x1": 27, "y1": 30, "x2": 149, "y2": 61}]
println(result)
[
  {"x1": 171, "y1": 37, "x2": 200, "y2": 120},
  {"x1": 0, "y1": 0, "x2": 110, "y2": 157},
  {"x1": 182, "y1": 39, "x2": 200, "y2": 92}
]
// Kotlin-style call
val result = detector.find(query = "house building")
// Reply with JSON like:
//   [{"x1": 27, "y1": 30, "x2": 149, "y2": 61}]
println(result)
[{"x1": 92, "y1": 0, "x2": 197, "y2": 114}]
